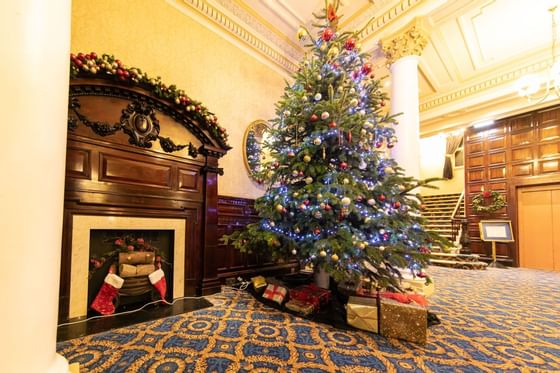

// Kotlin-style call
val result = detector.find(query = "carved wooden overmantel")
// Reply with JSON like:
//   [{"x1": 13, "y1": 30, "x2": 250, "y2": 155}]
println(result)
[{"x1": 60, "y1": 75, "x2": 230, "y2": 320}]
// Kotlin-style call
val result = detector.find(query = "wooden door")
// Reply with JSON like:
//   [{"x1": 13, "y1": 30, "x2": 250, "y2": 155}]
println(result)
[{"x1": 517, "y1": 185, "x2": 560, "y2": 271}]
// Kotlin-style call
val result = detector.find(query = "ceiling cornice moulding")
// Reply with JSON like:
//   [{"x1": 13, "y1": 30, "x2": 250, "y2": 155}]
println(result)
[
  {"x1": 171, "y1": 0, "x2": 299, "y2": 74},
  {"x1": 419, "y1": 58, "x2": 551, "y2": 112}
]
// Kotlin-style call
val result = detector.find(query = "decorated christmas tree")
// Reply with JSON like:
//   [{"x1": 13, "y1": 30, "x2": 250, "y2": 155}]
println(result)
[{"x1": 224, "y1": 1, "x2": 444, "y2": 290}]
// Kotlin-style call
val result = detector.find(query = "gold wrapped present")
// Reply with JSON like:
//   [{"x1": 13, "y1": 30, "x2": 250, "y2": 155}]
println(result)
[
  {"x1": 285, "y1": 299, "x2": 316, "y2": 316},
  {"x1": 346, "y1": 296, "x2": 379, "y2": 333},
  {"x1": 401, "y1": 277, "x2": 435, "y2": 297},
  {"x1": 251, "y1": 276, "x2": 267, "y2": 290},
  {"x1": 380, "y1": 297, "x2": 427, "y2": 344}
]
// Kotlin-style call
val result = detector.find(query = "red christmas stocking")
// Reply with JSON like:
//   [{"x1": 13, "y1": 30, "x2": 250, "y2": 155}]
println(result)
[
  {"x1": 91, "y1": 273, "x2": 124, "y2": 315},
  {"x1": 149, "y1": 268, "x2": 167, "y2": 300}
]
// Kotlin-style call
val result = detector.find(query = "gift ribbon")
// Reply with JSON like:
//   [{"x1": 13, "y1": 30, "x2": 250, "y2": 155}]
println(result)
[{"x1": 380, "y1": 291, "x2": 428, "y2": 307}]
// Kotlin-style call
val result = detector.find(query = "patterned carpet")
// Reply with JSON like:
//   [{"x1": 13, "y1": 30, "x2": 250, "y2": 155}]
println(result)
[{"x1": 57, "y1": 267, "x2": 560, "y2": 372}]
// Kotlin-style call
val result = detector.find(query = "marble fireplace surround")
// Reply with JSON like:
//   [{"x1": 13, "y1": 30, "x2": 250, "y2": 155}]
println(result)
[{"x1": 69, "y1": 215, "x2": 186, "y2": 319}]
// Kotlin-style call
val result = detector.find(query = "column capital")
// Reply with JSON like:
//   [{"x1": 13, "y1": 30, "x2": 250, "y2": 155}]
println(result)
[{"x1": 381, "y1": 17, "x2": 429, "y2": 65}]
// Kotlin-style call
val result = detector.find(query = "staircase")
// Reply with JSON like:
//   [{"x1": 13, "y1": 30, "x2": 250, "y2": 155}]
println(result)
[
  {"x1": 422, "y1": 193, "x2": 462, "y2": 243},
  {"x1": 421, "y1": 193, "x2": 487, "y2": 270}
]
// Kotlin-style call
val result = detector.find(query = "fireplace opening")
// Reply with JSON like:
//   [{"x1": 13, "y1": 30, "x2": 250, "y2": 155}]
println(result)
[{"x1": 87, "y1": 229, "x2": 174, "y2": 316}]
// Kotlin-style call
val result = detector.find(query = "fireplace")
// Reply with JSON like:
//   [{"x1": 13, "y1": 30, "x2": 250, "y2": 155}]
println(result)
[
  {"x1": 59, "y1": 76, "x2": 229, "y2": 321},
  {"x1": 69, "y1": 216, "x2": 185, "y2": 319}
]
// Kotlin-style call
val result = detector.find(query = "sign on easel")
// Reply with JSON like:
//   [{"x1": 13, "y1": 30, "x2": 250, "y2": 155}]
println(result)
[{"x1": 479, "y1": 220, "x2": 514, "y2": 268}]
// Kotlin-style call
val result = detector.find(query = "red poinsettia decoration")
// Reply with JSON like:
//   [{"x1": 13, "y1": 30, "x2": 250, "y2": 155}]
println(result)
[{"x1": 482, "y1": 191, "x2": 491, "y2": 198}]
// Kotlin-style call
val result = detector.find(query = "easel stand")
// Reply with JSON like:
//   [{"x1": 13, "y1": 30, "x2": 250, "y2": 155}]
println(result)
[{"x1": 487, "y1": 241, "x2": 507, "y2": 269}]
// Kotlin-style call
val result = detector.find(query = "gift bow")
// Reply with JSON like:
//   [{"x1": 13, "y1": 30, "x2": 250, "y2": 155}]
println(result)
[{"x1": 380, "y1": 291, "x2": 428, "y2": 307}]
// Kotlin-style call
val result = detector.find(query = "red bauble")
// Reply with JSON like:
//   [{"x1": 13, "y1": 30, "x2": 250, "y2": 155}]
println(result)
[
  {"x1": 314, "y1": 228, "x2": 321, "y2": 235},
  {"x1": 387, "y1": 143, "x2": 394, "y2": 149},
  {"x1": 345, "y1": 38, "x2": 356, "y2": 50},
  {"x1": 325, "y1": 204, "x2": 332, "y2": 211},
  {"x1": 362, "y1": 63, "x2": 372, "y2": 75},
  {"x1": 340, "y1": 162, "x2": 348, "y2": 170},
  {"x1": 380, "y1": 101, "x2": 385, "y2": 107},
  {"x1": 329, "y1": 121, "x2": 337, "y2": 128},
  {"x1": 375, "y1": 142, "x2": 383, "y2": 148},
  {"x1": 322, "y1": 28, "x2": 334, "y2": 41},
  {"x1": 379, "y1": 194, "x2": 386, "y2": 202},
  {"x1": 90, "y1": 52, "x2": 97, "y2": 59},
  {"x1": 393, "y1": 201, "x2": 401, "y2": 208},
  {"x1": 310, "y1": 114, "x2": 319, "y2": 122}
]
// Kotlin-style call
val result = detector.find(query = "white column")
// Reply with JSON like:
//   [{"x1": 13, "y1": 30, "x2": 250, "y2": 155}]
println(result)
[
  {"x1": 389, "y1": 55, "x2": 421, "y2": 179},
  {"x1": 0, "y1": 1, "x2": 71, "y2": 372}
]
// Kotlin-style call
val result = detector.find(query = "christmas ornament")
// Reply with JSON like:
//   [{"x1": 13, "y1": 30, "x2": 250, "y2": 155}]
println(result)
[
  {"x1": 319, "y1": 250, "x2": 327, "y2": 257},
  {"x1": 303, "y1": 155, "x2": 311, "y2": 163},
  {"x1": 314, "y1": 228, "x2": 321, "y2": 235},
  {"x1": 327, "y1": 46, "x2": 339, "y2": 59},
  {"x1": 288, "y1": 151, "x2": 295, "y2": 157},
  {"x1": 357, "y1": 242, "x2": 366, "y2": 250},
  {"x1": 331, "y1": 253, "x2": 339, "y2": 261},
  {"x1": 321, "y1": 111, "x2": 330, "y2": 120},
  {"x1": 329, "y1": 121, "x2": 337, "y2": 128},
  {"x1": 341, "y1": 197, "x2": 351, "y2": 206},
  {"x1": 297, "y1": 27, "x2": 307, "y2": 41},
  {"x1": 294, "y1": 227, "x2": 300, "y2": 233},
  {"x1": 322, "y1": 28, "x2": 334, "y2": 41},
  {"x1": 325, "y1": 204, "x2": 332, "y2": 211},
  {"x1": 314, "y1": 211, "x2": 322, "y2": 219},
  {"x1": 343, "y1": 178, "x2": 350, "y2": 184},
  {"x1": 344, "y1": 38, "x2": 356, "y2": 50},
  {"x1": 379, "y1": 194, "x2": 386, "y2": 202},
  {"x1": 314, "y1": 93, "x2": 322, "y2": 101},
  {"x1": 393, "y1": 201, "x2": 401, "y2": 209},
  {"x1": 310, "y1": 113, "x2": 319, "y2": 122},
  {"x1": 313, "y1": 138, "x2": 322, "y2": 145},
  {"x1": 283, "y1": 110, "x2": 291, "y2": 117},
  {"x1": 293, "y1": 192, "x2": 299, "y2": 197},
  {"x1": 350, "y1": 98, "x2": 359, "y2": 107},
  {"x1": 472, "y1": 191, "x2": 506, "y2": 214},
  {"x1": 317, "y1": 193, "x2": 323, "y2": 199},
  {"x1": 292, "y1": 170, "x2": 299, "y2": 177},
  {"x1": 320, "y1": 42, "x2": 328, "y2": 52},
  {"x1": 305, "y1": 176, "x2": 313, "y2": 184},
  {"x1": 340, "y1": 162, "x2": 348, "y2": 170},
  {"x1": 384, "y1": 167, "x2": 395, "y2": 174},
  {"x1": 367, "y1": 198, "x2": 376, "y2": 206},
  {"x1": 292, "y1": 249, "x2": 298, "y2": 255},
  {"x1": 362, "y1": 62, "x2": 372, "y2": 75},
  {"x1": 379, "y1": 246, "x2": 385, "y2": 251},
  {"x1": 276, "y1": 204, "x2": 284, "y2": 212}
]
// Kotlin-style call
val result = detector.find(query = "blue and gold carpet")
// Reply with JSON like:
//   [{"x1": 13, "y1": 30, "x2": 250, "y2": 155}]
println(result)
[{"x1": 57, "y1": 267, "x2": 560, "y2": 372}]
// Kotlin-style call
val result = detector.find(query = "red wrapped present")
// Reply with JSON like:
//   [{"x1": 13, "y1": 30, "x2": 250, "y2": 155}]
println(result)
[
  {"x1": 290, "y1": 283, "x2": 331, "y2": 310},
  {"x1": 262, "y1": 284, "x2": 288, "y2": 304}
]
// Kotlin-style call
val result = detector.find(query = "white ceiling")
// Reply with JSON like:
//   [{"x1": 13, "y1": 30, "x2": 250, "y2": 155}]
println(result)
[{"x1": 178, "y1": 0, "x2": 560, "y2": 135}]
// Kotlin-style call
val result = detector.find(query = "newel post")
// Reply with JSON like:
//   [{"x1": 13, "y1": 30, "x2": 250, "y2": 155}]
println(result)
[{"x1": 199, "y1": 145, "x2": 226, "y2": 294}]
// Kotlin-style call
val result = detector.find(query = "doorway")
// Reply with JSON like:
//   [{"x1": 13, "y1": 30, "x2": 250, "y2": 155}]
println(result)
[{"x1": 517, "y1": 184, "x2": 560, "y2": 271}]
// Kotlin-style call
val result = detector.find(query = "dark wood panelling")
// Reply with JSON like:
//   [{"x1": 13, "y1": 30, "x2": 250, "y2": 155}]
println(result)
[
  {"x1": 465, "y1": 105, "x2": 560, "y2": 266},
  {"x1": 217, "y1": 196, "x2": 297, "y2": 280},
  {"x1": 66, "y1": 148, "x2": 91, "y2": 179},
  {"x1": 100, "y1": 153, "x2": 172, "y2": 188},
  {"x1": 178, "y1": 168, "x2": 199, "y2": 192}
]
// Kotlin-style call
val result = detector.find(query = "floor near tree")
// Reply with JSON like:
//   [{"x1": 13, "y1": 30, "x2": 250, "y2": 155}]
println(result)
[{"x1": 57, "y1": 266, "x2": 560, "y2": 372}]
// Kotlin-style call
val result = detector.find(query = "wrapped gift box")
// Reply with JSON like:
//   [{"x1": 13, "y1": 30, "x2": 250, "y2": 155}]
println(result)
[
  {"x1": 285, "y1": 299, "x2": 316, "y2": 316},
  {"x1": 290, "y1": 284, "x2": 331, "y2": 310},
  {"x1": 380, "y1": 297, "x2": 427, "y2": 344},
  {"x1": 262, "y1": 284, "x2": 288, "y2": 304},
  {"x1": 251, "y1": 275, "x2": 267, "y2": 291},
  {"x1": 346, "y1": 296, "x2": 379, "y2": 333}
]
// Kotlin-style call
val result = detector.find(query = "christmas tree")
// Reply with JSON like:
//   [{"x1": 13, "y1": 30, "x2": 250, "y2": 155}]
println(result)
[
  {"x1": 246, "y1": 129, "x2": 262, "y2": 175},
  {"x1": 224, "y1": 1, "x2": 444, "y2": 290}
]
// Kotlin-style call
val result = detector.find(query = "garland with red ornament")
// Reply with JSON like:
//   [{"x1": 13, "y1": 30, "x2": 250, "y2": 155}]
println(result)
[
  {"x1": 69, "y1": 52, "x2": 230, "y2": 148},
  {"x1": 472, "y1": 190, "x2": 506, "y2": 214}
]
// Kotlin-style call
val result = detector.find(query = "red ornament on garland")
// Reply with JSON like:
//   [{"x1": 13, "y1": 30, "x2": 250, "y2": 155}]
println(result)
[
  {"x1": 393, "y1": 201, "x2": 401, "y2": 209},
  {"x1": 314, "y1": 228, "x2": 321, "y2": 235},
  {"x1": 340, "y1": 162, "x2": 348, "y2": 170},
  {"x1": 329, "y1": 121, "x2": 337, "y2": 128},
  {"x1": 379, "y1": 194, "x2": 386, "y2": 202},
  {"x1": 310, "y1": 114, "x2": 319, "y2": 122},
  {"x1": 362, "y1": 63, "x2": 372, "y2": 75},
  {"x1": 322, "y1": 28, "x2": 334, "y2": 42}
]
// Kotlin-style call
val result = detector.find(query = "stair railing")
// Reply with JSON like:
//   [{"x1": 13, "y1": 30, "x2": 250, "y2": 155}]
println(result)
[{"x1": 450, "y1": 190, "x2": 465, "y2": 242}]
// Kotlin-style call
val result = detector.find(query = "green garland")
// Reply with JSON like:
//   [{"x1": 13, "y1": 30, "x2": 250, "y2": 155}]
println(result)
[
  {"x1": 70, "y1": 52, "x2": 230, "y2": 148},
  {"x1": 472, "y1": 191, "x2": 506, "y2": 214}
]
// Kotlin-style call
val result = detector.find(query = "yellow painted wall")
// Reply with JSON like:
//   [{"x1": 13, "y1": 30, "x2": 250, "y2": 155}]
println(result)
[
  {"x1": 419, "y1": 134, "x2": 465, "y2": 196},
  {"x1": 71, "y1": 0, "x2": 286, "y2": 199}
]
